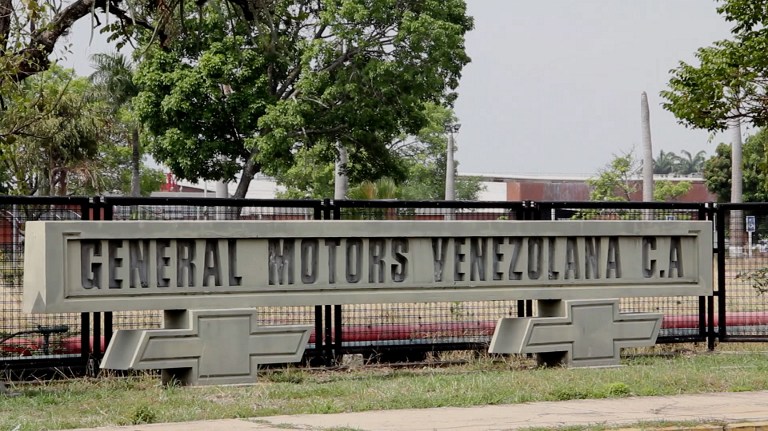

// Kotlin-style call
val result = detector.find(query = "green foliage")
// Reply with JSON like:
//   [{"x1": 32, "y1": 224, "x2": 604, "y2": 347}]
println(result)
[
  {"x1": 662, "y1": 0, "x2": 768, "y2": 131},
  {"x1": 587, "y1": 152, "x2": 638, "y2": 202},
  {"x1": 653, "y1": 150, "x2": 707, "y2": 176},
  {"x1": 276, "y1": 102, "x2": 484, "y2": 200},
  {"x1": 702, "y1": 130, "x2": 768, "y2": 202},
  {"x1": 396, "y1": 104, "x2": 484, "y2": 201},
  {"x1": 0, "y1": 66, "x2": 106, "y2": 195},
  {"x1": 604, "y1": 382, "x2": 631, "y2": 397},
  {"x1": 588, "y1": 152, "x2": 694, "y2": 203},
  {"x1": 133, "y1": 0, "x2": 473, "y2": 198},
  {"x1": 130, "y1": 404, "x2": 157, "y2": 425},
  {"x1": 266, "y1": 368, "x2": 307, "y2": 384},
  {"x1": 0, "y1": 63, "x2": 164, "y2": 196},
  {"x1": 736, "y1": 267, "x2": 768, "y2": 295},
  {"x1": 90, "y1": 52, "x2": 152, "y2": 197},
  {"x1": 653, "y1": 150, "x2": 679, "y2": 175},
  {"x1": 4, "y1": 351, "x2": 768, "y2": 429},
  {"x1": 653, "y1": 180, "x2": 692, "y2": 202},
  {"x1": 348, "y1": 178, "x2": 399, "y2": 200},
  {"x1": 675, "y1": 150, "x2": 707, "y2": 175}
]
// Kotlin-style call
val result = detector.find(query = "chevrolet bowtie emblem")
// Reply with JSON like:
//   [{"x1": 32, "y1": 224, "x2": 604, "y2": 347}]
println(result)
[
  {"x1": 101, "y1": 308, "x2": 312, "y2": 385},
  {"x1": 489, "y1": 299, "x2": 662, "y2": 367}
]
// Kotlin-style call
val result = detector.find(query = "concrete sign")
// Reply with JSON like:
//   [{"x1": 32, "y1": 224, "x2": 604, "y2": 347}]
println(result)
[
  {"x1": 101, "y1": 308, "x2": 311, "y2": 385},
  {"x1": 489, "y1": 299, "x2": 662, "y2": 367},
  {"x1": 24, "y1": 220, "x2": 712, "y2": 313},
  {"x1": 21, "y1": 219, "x2": 713, "y2": 381}
]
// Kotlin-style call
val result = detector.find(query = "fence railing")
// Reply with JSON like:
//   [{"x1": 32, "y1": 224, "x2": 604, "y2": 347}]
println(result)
[{"x1": 3, "y1": 196, "x2": 764, "y2": 376}]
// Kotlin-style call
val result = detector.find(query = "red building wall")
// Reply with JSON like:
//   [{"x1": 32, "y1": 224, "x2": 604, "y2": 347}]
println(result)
[{"x1": 505, "y1": 178, "x2": 715, "y2": 202}]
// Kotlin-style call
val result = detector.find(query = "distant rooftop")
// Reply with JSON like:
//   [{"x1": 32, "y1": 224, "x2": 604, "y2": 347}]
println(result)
[{"x1": 459, "y1": 172, "x2": 704, "y2": 182}]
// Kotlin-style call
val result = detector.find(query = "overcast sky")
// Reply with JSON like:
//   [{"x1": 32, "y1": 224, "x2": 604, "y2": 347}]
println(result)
[
  {"x1": 454, "y1": 0, "x2": 734, "y2": 176},
  {"x1": 62, "y1": 1, "x2": 737, "y2": 177}
]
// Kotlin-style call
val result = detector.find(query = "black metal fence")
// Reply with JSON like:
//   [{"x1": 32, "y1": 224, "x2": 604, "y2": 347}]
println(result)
[
  {"x1": 3, "y1": 196, "x2": 767, "y2": 376},
  {"x1": 0, "y1": 196, "x2": 93, "y2": 377},
  {"x1": 715, "y1": 203, "x2": 768, "y2": 342}
]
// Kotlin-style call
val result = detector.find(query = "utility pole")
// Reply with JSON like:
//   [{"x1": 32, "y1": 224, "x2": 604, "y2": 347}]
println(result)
[{"x1": 444, "y1": 123, "x2": 460, "y2": 201}]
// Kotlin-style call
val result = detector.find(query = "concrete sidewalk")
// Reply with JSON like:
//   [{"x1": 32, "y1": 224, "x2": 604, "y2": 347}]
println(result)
[{"x1": 61, "y1": 390, "x2": 768, "y2": 430}]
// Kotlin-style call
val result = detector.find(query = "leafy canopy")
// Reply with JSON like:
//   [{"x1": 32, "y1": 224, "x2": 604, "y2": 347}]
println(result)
[
  {"x1": 703, "y1": 129, "x2": 768, "y2": 202},
  {"x1": 133, "y1": 0, "x2": 473, "y2": 198},
  {"x1": 662, "y1": 0, "x2": 768, "y2": 130},
  {"x1": 588, "y1": 152, "x2": 691, "y2": 202},
  {"x1": 276, "y1": 103, "x2": 482, "y2": 200}
]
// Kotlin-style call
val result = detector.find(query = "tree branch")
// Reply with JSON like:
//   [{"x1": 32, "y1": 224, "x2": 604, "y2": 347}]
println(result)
[
  {"x1": 0, "y1": 0, "x2": 11, "y2": 55},
  {"x1": 10, "y1": 0, "x2": 102, "y2": 82},
  {"x1": 107, "y1": 2, "x2": 167, "y2": 45}
]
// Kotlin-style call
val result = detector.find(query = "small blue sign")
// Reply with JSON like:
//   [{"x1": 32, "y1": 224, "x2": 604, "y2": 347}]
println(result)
[{"x1": 747, "y1": 216, "x2": 756, "y2": 233}]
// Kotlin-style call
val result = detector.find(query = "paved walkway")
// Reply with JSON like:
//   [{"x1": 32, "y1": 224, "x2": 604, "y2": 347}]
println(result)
[{"x1": 61, "y1": 390, "x2": 768, "y2": 430}]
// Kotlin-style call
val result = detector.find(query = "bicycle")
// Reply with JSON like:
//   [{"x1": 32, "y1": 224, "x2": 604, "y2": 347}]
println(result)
[{"x1": 0, "y1": 325, "x2": 69, "y2": 356}]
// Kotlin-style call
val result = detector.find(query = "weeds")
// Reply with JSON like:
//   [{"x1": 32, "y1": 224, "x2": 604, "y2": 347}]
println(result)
[{"x1": 2, "y1": 349, "x2": 768, "y2": 430}]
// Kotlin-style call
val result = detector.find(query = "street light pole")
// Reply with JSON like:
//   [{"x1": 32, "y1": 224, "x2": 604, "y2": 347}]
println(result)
[{"x1": 444, "y1": 123, "x2": 460, "y2": 201}]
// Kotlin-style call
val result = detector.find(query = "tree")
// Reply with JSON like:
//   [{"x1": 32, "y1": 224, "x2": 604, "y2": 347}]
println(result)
[
  {"x1": 90, "y1": 52, "x2": 142, "y2": 196},
  {"x1": 0, "y1": 66, "x2": 106, "y2": 195},
  {"x1": 588, "y1": 152, "x2": 691, "y2": 203},
  {"x1": 275, "y1": 103, "x2": 484, "y2": 201},
  {"x1": 0, "y1": 64, "x2": 164, "y2": 196},
  {"x1": 587, "y1": 153, "x2": 639, "y2": 202},
  {"x1": 133, "y1": 0, "x2": 473, "y2": 198},
  {"x1": 673, "y1": 150, "x2": 707, "y2": 175},
  {"x1": 653, "y1": 180, "x2": 692, "y2": 202},
  {"x1": 653, "y1": 150, "x2": 679, "y2": 175},
  {"x1": 395, "y1": 103, "x2": 482, "y2": 201},
  {"x1": 641, "y1": 92, "x2": 654, "y2": 202},
  {"x1": 348, "y1": 177, "x2": 399, "y2": 200},
  {"x1": 660, "y1": 0, "x2": 760, "y2": 245},
  {"x1": 702, "y1": 131, "x2": 768, "y2": 203}
]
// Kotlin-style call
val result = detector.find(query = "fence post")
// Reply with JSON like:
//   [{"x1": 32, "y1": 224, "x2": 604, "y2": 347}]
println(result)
[
  {"x1": 328, "y1": 199, "x2": 343, "y2": 365},
  {"x1": 90, "y1": 197, "x2": 103, "y2": 373},
  {"x1": 701, "y1": 203, "x2": 715, "y2": 350},
  {"x1": 716, "y1": 204, "x2": 727, "y2": 344},
  {"x1": 76, "y1": 199, "x2": 92, "y2": 369},
  {"x1": 98, "y1": 197, "x2": 114, "y2": 359}
]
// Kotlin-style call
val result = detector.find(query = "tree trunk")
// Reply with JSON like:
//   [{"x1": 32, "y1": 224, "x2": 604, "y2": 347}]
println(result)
[
  {"x1": 334, "y1": 143, "x2": 348, "y2": 200},
  {"x1": 729, "y1": 118, "x2": 744, "y2": 250},
  {"x1": 57, "y1": 169, "x2": 67, "y2": 196},
  {"x1": 233, "y1": 153, "x2": 259, "y2": 199},
  {"x1": 130, "y1": 127, "x2": 141, "y2": 197},
  {"x1": 445, "y1": 129, "x2": 456, "y2": 201},
  {"x1": 640, "y1": 92, "x2": 653, "y2": 202}
]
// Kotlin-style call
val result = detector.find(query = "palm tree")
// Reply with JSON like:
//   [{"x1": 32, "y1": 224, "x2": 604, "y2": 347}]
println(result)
[
  {"x1": 89, "y1": 53, "x2": 141, "y2": 196},
  {"x1": 653, "y1": 150, "x2": 679, "y2": 175},
  {"x1": 641, "y1": 92, "x2": 653, "y2": 202},
  {"x1": 673, "y1": 150, "x2": 707, "y2": 176}
]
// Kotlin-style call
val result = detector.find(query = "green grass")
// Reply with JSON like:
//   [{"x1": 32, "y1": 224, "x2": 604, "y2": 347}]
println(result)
[{"x1": 2, "y1": 349, "x2": 768, "y2": 430}]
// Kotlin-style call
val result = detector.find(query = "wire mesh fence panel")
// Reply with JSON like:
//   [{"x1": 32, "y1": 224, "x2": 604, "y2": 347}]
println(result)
[
  {"x1": 718, "y1": 206, "x2": 768, "y2": 339},
  {"x1": 334, "y1": 200, "x2": 526, "y2": 221},
  {"x1": 339, "y1": 301, "x2": 519, "y2": 353},
  {"x1": 0, "y1": 199, "x2": 89, "y2": 364},
  {"x1": 538, "y1": 202, "x2": 711, "y2": 343},
  {"x1": 108, "y1": 201, "x2": 317, "y2": 221}
]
